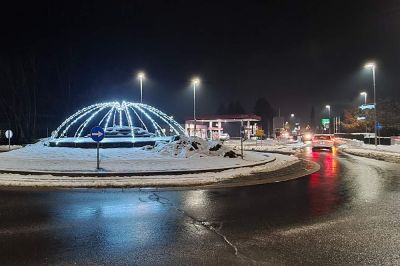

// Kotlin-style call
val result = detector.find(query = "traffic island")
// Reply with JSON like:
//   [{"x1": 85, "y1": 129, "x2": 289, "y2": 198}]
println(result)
[
  {"x1": 0, "y1": 137, "x2": 320, "y2": 188},
  {"x1": 0, "y1": 154, "x2": 316, "y2": 188}
]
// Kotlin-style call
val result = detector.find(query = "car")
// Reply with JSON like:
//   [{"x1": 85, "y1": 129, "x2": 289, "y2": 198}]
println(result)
[
  {"x1": 219, "y1": 133, "x2": 230, "y2": 141},
  {"x1": 311, "y1": 134, "x2": 334, "y2": 151}
]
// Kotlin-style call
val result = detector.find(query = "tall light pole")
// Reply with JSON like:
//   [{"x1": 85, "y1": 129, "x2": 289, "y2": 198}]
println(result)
[
  {"x1": 364, "y1": 62, "x2": 377, "y2": 146},
  {"x1": 192, "y1": 77, "x2": 200, "y2": 137},
  {"x1": 137, "y1": 72, "x2": 145, "y2": 103},
  {"x1": 326, "y1": 105, "x2": 331, "y2": 134},
  {"x1": 360, "y1": 91, "x2": 367, "y2": 105},
  {"x1": 290, "y1": 113, "x2": 295, "y2": 132}
]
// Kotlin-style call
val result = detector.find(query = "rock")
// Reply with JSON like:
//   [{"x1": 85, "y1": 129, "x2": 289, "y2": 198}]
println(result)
[{"x1": 224, "y1": 150, "x2": 237, "y2": 158}]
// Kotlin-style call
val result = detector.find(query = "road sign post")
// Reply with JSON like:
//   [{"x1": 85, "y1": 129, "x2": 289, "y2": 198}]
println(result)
[
  {"x1": 90, "y1": 126, "x2": 105, "y2": 170},
  {"x1": 240, "y1": 124, "x2": 245, "y2": 159},
  {"x1": 5, "y1": 130, "x2": 13, "y2": 151}
]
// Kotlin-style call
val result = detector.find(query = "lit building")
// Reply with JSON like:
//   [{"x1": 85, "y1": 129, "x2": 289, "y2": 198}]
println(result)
[{"x1": 185, "y1": 114, "x2": 261, "y2": 140}]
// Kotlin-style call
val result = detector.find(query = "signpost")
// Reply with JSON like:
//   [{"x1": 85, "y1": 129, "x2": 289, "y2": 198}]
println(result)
[
  {"x1": 5, "y1": 130, "x2": 13, "y2": 150},
  {"x1": 321, "y1": 118, "x2": 330, "y2": 132},
  {"x1": 90, "y1": 126, "x2": 105, "y2": 169},
  {"x1": 240, "y1": 125, "x2": 245, "y2": 159}
]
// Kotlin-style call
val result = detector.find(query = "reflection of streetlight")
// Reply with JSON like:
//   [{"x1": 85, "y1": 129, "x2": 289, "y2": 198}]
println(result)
[
  {"x1": 192, "y1": 77, "x2": 200, "y2": 136},
  {"x1": 137, "y1": 72, "x2": 145, "y2": 103},
  {"x1": 326, "y1": 105, "x2": 331, "y2": 134},
  {"x1": 360, "y1": 91, "x2": 367, "y2": 105},
  {"x1": 364, "y1": 62, "x2": 377, "y2": 146}
]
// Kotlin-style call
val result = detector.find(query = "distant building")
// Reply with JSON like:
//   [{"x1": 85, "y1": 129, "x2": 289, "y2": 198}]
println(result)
[{"x1": 273, "y1": 116, "x2": 285, "y2": 130}]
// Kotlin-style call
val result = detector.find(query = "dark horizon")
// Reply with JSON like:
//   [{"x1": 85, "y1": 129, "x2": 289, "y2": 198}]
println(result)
[{"x1": 1, "y1": 1, "x2": 399, "y2": 131}]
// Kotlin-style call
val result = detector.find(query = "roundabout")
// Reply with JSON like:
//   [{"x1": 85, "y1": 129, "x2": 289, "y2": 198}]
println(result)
[
  {"x1": 0, "y1": 137, "x2": 318, "y2": 188},
  {"x1": 0, "y1": 101, "x2": 319, "y2": 188}
]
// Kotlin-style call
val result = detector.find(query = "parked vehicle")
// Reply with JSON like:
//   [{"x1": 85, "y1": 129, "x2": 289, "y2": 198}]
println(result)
[{"x1": 219, "y1": 133, "x2": 230, "y2": 141}]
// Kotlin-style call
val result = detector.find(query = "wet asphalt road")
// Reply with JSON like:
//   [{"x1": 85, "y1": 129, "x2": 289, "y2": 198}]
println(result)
[{"x1": 0, "y1": 147, "x2": 399, "y2": 265}]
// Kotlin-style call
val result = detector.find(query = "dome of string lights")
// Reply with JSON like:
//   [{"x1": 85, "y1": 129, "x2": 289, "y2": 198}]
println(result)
[{"x1": 49, "y1": 101, "x2": 186, "y2": 148}]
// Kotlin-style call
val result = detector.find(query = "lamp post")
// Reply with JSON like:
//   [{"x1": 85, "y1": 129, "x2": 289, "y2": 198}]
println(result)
[
  {"x1": 192, "y1": 77, "x2": 200, "y2": 137},
  {"x1": 364, "y1": 62, "x2": 377, "y2": 146},
  {"x1": 326, "y1": 105, "x2": 331, "y2": 134},
  {"x1": 360, "y1": 91, "x2": 368, "y2": 135},
  {"x1": 290, "y1": 113, "x2": 295, "y2": 132},
  {"x1": 137, "y1": 72, "x2": 145, "y2": 103},
  {"x1": 360, "y1": 91, "x2": 367, "y2": 105}
]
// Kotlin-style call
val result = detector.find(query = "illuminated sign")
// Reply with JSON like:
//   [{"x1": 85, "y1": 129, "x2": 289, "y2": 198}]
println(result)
[
  {"x1": 357, "y1": 116, "x2": 366, "y2": 120},
  {"x1": 359, "y1": 104, "x2": 375, "y2": 110},
  {"x1": 321, "y1": 118, "x2": 330, "y2": 126}
]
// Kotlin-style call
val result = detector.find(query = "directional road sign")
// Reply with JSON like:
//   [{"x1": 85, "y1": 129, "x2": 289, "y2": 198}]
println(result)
[
  {"x1": 5, "y1": 130, "x2": 13, "y2": 139},
  {"x1": 359, "y1": 104, "x2": 375, "y2": 110},
  {"x1": 90, "y1": 126, "x2": 105, "y2": 142}
]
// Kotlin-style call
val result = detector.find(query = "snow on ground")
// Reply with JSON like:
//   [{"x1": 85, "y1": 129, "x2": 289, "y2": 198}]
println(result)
[
  {"x1": 225, "y1": 139, "x2": 307, "y2": 154},
  {"x1": 0, "y1": 154, "x2": 300, "y2": 187},
  {"x1": 0, "y1": 138, "x2": 272, "y2": 173},
  {"x1": 0, "y1": 145, "x2": 23, "y2": 152},
  {"x1": 337, "y1": 138, "x2": 400, "y2": 163}
]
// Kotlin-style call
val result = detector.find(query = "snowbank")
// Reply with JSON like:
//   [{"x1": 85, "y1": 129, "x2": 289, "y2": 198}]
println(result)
[
  {"x1": 225, "y1": 139, "x2": 307, "y2": 155},
  {"x1": 338, "y1": 138, "x2": 400, "y2": 163},
  {"x1": 153, "y1": 136, "x2": 235, "y2": 158},
  {"x1": 0, "y1": 138, "x2": 267, "y2": 173},
  {"x1": 0, "y1": 154, "x2": 301, "y2": 187}
]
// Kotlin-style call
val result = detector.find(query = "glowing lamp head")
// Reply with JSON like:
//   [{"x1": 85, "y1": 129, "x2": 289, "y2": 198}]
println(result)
[
  {"x1": 325, "y1": 105, "x2": 331, "y2": 109},
  {"x1": 290, "y1": 113, "x2": 295, "y2": 118},
  {"x1": 192, "y1": 77, "x2": 200, "y2": 86},
  {"x1": 364, "y1": 62, "x2": 376, "y2": 69},
  {"x1": 360, "y1": 92, "x2": 367, "y2": 96},
  {"x1": 137, "y1": 72, "x2": 145, "y2": 80}
]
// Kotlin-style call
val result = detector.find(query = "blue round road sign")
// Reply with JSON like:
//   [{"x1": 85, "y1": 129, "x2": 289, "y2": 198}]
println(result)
[{"x1": 90, "y1": 126, "x2": 105, "y2": 142}]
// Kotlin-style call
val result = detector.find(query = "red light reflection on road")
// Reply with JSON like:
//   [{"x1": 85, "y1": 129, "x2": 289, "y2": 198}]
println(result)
[{"x1": 307, "y1": 150, "x2": 340, "y2": 216}]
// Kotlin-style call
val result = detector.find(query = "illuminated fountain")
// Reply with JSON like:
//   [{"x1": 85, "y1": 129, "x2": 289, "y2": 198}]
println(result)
[{"x1": 49, "y1": 101, "x2": 186, "y2": 148}]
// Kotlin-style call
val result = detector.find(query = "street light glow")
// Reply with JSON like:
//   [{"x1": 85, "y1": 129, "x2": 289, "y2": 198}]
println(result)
[
  {"x1": 137, "y1": 72, "x2": 145, "y2": 80},
  {"x1": 360, "y1": 92, "x2": 367, "y2": 96},
  {"x1": 325, "y1": 105, "x2": 330, "y2": 109},
  {"x1": 290, "y1": 113, "x2": 294, "y2": 118},
  {"x1": 364, "y1": 62, "x2": 376, "y2": 69},
  {"x1": 192, "y1": 77, "x2": 200, "y2": 85}
]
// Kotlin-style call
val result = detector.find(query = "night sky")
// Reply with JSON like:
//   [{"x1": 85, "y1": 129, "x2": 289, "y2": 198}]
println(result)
[{"x1": 1, "y1": 0, "x2": 400, "y2": 124}]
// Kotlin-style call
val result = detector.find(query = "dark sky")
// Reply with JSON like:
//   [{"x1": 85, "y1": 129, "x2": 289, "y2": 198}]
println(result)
[{"x1": 1, "y1": 0, "x2": 400, "y2": 123}]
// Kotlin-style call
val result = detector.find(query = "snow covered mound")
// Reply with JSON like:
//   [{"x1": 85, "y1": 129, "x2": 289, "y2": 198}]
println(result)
[{"x1": 153, "y1": 136, "x2": 237, "y2": 158}]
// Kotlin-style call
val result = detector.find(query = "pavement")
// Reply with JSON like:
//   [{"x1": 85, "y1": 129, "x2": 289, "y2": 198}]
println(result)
[{"x1": 0, "y1": 146, "x2": 399, "y2": 265}]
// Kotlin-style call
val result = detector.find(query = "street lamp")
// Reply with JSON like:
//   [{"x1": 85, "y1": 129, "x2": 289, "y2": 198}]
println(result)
[
  {"x1": 360, "y1": 91, "x2": 367, "y2": 105},
  {"x1": 364, "y1": 62, "x2": 377, "y2": 146},
  {"x1": 325, "y1": 105, "x2": 331, "y2": 134},
  {"x1": 290, "y1": 113, "x2": 295, "y2": 118},
  {"x1": 192, "y1": 77, "x2": 200, "y2": 137},
  {"x1": 360, "y1": 91, "x2": 368, "y2": 135},
  {"x1": 137, "y1": 72, "x2": 145, "y2": 103}
]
